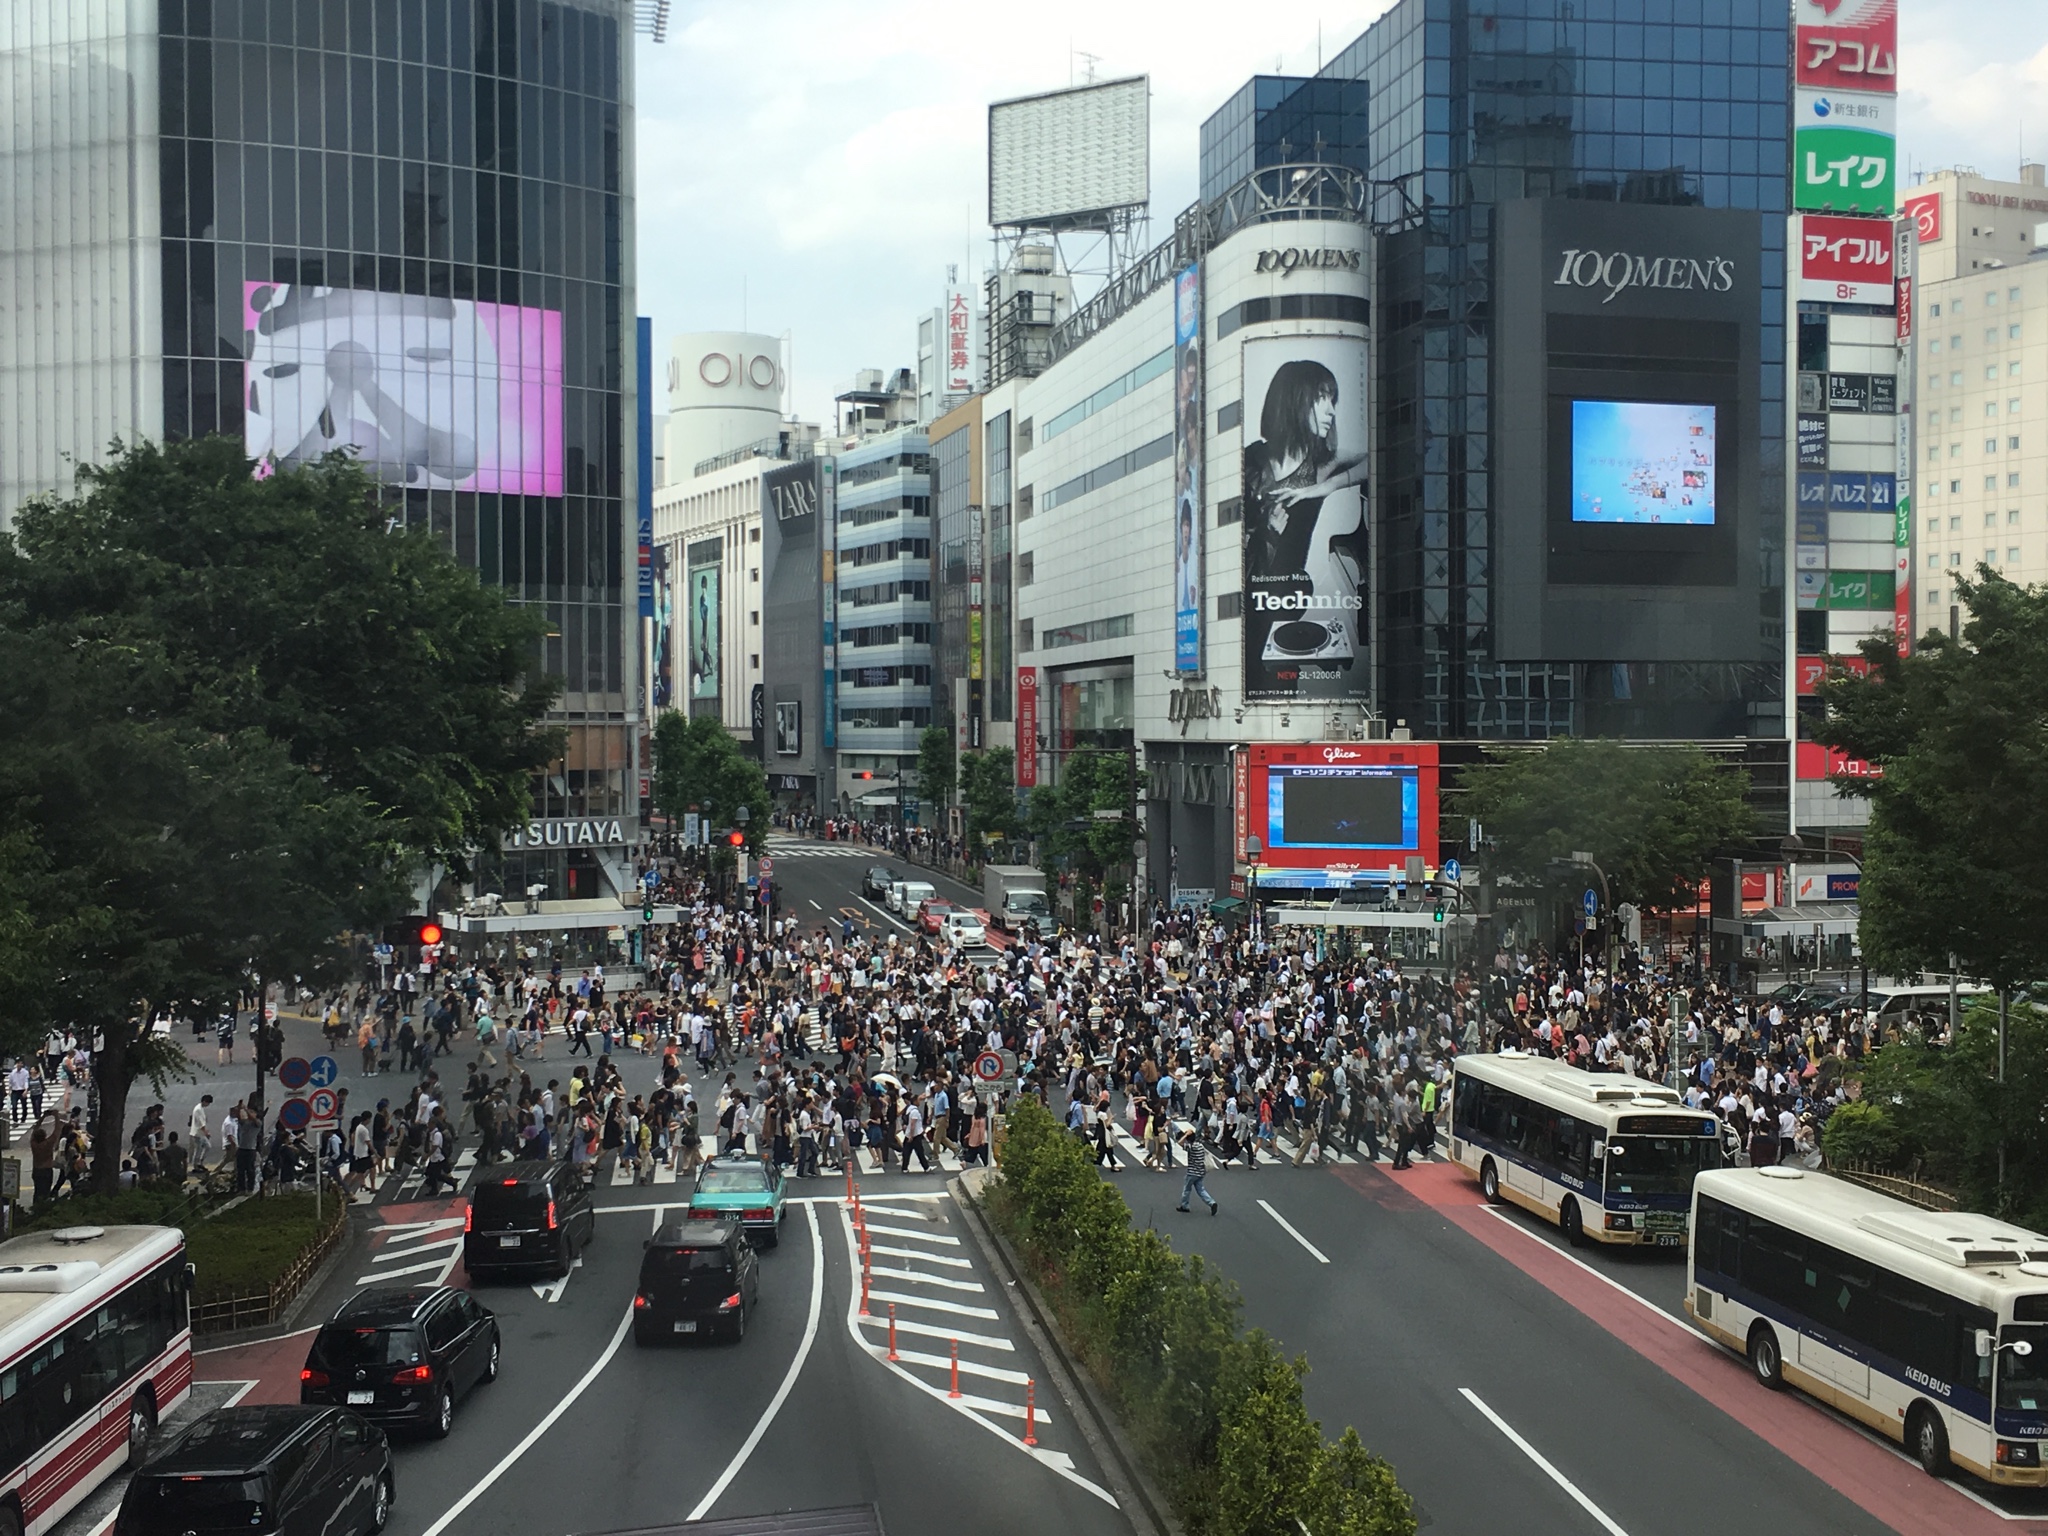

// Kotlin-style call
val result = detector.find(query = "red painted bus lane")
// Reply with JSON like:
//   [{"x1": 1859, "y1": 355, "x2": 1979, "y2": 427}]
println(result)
[{"x1": 1340, "y1": 1160, "x2": 2015, "y2": 1536}]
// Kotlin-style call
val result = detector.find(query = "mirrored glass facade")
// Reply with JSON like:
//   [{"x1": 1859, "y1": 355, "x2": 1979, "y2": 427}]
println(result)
[{"x1": 1321, "y1": 0, "x2": 1789, "y2": 752}]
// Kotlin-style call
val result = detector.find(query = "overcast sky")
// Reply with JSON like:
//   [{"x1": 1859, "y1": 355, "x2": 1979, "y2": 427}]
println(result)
[{"x1": 633, "y1": 0, "x2": 2048, "y2": 426}]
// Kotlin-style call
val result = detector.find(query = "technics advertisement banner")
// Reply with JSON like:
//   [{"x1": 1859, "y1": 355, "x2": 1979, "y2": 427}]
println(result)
[{"x1": 1240, "y1": 334, "x2": 1369, "y2": 703}]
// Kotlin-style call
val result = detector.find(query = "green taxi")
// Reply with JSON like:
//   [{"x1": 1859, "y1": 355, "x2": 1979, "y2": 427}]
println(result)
[{"x1": 687, "y1": 1156, "x2": 788, "y2": 1247}]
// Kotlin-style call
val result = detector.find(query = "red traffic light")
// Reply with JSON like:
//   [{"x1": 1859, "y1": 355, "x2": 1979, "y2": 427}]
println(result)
[
  {"x1": 418, "y1": 921, "x2": 443, "y2": 945},
  {"x1": 854, "y1": 771, "x2": 873, "y2": 780},
  {"x1": 728, "y1": 830, "x2": 744, "y2": 846}
]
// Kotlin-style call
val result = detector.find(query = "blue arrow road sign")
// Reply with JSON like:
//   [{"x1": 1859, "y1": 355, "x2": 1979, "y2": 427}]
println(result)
[
  {"x1": 1583, "y1": 888, "x2": 1599, "y2": 918},
  {"x1": 307, "y1": 1055, "x2": 339, "y2": 1089},
  {"x1": 1443, "y1": 858, "x2": 1461, "y2": 884}
]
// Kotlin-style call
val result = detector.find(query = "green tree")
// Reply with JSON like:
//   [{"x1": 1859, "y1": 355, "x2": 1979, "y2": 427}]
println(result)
[
  {"x1": 915, "y1": 724, "x2": 956, "y2": 811},
  {"x1": 959, "y1": 747, "x2": 1022, "y2": 848},
  {"x1": 653, "y1": 712, "x2": 768, "y2": 847},
  {"x1": 1454, "y1": 738, "x2": 1754, "y2": 912},
  {"x1": 1817, "y1": 571, "x2": 2048, "y2": 992},
  {"x1": 1028, "y1": 750, "x2": 1136, "y2": 881},
  {"x1": 0, "y1": 438, "x2": 564, "y2": 1186}
]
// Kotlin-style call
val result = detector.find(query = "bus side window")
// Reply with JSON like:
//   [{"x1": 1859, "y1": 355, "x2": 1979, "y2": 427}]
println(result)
[
  {"x1": 1452, "y1": 1076, "x2": 1476, "y2": 1132},
  {"x1": 1740, "y1": 1211, "x2": 1805, "y2": 1309},
  {"x1": 1552, "y1": 1114, "x2": 1584, "y2": 1180}
]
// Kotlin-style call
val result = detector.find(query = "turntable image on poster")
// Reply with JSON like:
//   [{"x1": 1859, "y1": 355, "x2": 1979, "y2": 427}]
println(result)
[{"x1": 1241, "y1": 334, "x2": 1369, "y2": 702}]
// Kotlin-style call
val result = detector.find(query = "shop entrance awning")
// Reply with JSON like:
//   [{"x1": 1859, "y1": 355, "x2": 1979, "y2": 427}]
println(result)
[{"x1": 1712, "y1": 902, "x2": 1860, "y2": 938}]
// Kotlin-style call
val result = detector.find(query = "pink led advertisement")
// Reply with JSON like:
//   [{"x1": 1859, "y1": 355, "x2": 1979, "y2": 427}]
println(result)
[{"x1": 243, "y1": 284, "x2": 563, "y2": 495}]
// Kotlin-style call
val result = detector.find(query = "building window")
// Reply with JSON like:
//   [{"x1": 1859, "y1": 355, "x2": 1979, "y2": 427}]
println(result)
[
  {"x1": 1042, "y1": 349, "x2": 1171, "y2": 441},
  {"x1": 1926, "y1": 554, "x2": 1939, "y2": 570},
  {"x1": 2011, "y1": 473, "x2": 2023, "y2": 488},
  {"x1": 1950, "y1": 480, "x2": 1963, "y2": 494},
  {"x1": 2013, "y1": 361, "x2": 2025, "y2": 376},
  {"x1": 1951, "y1": 515, "x2": 1963, "y2": 529},
  {"x1": 1017, "y1": 418, "x2": 1034, "y2": 453},
  {"x1": 750, "y1": 610, "x2": 760, "y2": 625},
  {"x1": 1018, "y1": 618, "x2": 1034, "y2": 652},
  {"x1": 750, "y1": 568, "x2": 759, "y2": 582},
  {"x1": 1039, "y1": 613, "x2": 1135, "y2": 650},
  {"x1": 1987, "y1": 440, "x2": 2000, "y2": 455},
  {"x1": 1951, "y1": 372, "x2": 1963, "y2": 387},
  {"x1": 1987, "y1": 512, "x2": 1999, "y2": 527},
  {"x1": 1951, "y1": 443, "x2": 1962, "y2": 458},
  {"x1": 1929, "y1": 339, "x2": 1942, "y2": 355},
  {"x1": 1216, "y1": 399, "x2": 1243, "y2": 433},
  {"x1": 1216, "y1": 496, "x2": 1243, "y2": 527},
  {"x1": 2013, "y1": 288, "x2": 2024, "y2": 303},
  {"x1": 1950, "y1": 552, "x2": 1963, "y2": 566},
  {"x1": 1987, "y1": 367, "x2": 1999, "y2": 381},
  {"x1": 1926, "y1": 517, "x2": 1939, "y2": 533},
  {"x1": 2011, "y1": 325, "x2": 2023, "y2": 341},
  {"x1": 2010, "y1": 548, "x2": 2022, "y2": 563},
  {"x1": 2011, "y1": 509, "x2": 2022, "y2": 524},
  {"x1": 1216, "y1": 591, "x2": 1243, "y2": 620},
  {"x1": 1988, "y1": 330, "x2": 2000, "y2": 345},
  {"x1": 1931, "y1": 302, "x2": 1943, "y2": 317},
  {"x1": 1987, "y1": 476, "x2": 1999, "y2": 491},
  {"x1": 1018, "y1": 551, "x2": 1034, "y2": 586},
  {"x1": 1928, "y1": 588, "x2": 1941, "y2": 604},
  {"x1": 1041, "y1": 435, "x2": 1173, "y2": 513},
  {"x1": 750, "y1": 654, "x2": 759, "y2": 669},
  {"x1": 1017, "y1": 484, "x2": 1033, "y2": 520},
  {"x1": 2012, "y1": 437, "x2": 2023, "y2": 451},
  {"x1": 1987, "y1": 550, "x2": 1998, "y2": 564}
]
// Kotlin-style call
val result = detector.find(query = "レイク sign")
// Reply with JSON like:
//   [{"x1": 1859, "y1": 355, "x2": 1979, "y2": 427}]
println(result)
[{"x1": 1798, "y1": 214, "x2": 1895, "y2": 305}]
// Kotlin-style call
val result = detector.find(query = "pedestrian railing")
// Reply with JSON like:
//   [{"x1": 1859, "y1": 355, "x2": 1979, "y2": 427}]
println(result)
[
  {"x1": 189, "y1": 1197, "x2": 350, "y2": 1336},
  {"x1": 1827, "y1": 1158, "x2": 1960, "y2": 1212}
]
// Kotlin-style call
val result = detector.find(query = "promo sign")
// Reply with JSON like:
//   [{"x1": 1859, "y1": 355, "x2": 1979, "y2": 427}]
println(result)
[
  {"x1": 1794, "y1": 0, "x2": 1898, "y2": 94},
  {"x1": 1794, "y1": 89, "x2": 1895, "y2": 215},
  {"x1": 1798, "y1": 214, "x2": 1894, "y2": 305}
]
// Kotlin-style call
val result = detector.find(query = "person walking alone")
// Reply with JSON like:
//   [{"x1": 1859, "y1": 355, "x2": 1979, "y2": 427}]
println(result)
[{"x1": 1176, "y1": 1123, "x2": 1218, "y2": 1215}]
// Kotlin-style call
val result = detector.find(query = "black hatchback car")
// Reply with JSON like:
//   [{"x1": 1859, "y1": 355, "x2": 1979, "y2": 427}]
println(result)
[
  {"x1": 301, "y1": 1286, "x2": 499, "y2": 1439},
  {"x1": 463, "y1": 1158, "x2": 596, "y2": 1279},
  {"x1": 861, "y1": 865, "x2": 901, "y2": 900},
  {"x1": 634, "y1": 1220, "x2": 760, "y2": 1344},
  {"x1": 117, "y1": 1404, "x2": 393, "y2": 1536}
]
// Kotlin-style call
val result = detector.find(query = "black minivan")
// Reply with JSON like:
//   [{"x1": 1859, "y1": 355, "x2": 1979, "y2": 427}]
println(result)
[
  {"x1": 117, "y1": 1404, "x2": 393, "y2": 1536},
  {"x1": 301, "y1": 1286, "x2": 499, "y2": 1439},
  {"x1": 634, "y1": 1220, "x2": 760, "y2": 1344},
  {"x1": 463, "y1": 1158, "x2": 596, "y2": 1279}
]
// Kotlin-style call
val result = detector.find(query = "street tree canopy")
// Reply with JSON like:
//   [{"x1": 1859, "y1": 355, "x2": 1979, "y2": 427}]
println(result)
[
  {"x1": 1817, "y1": 570, "x2": 2048, "y2": 992},
  {"x1": 653, "y1": 711, "x2": 768, "y2": 847},
  {"x1": 0, "y1": 437, "x2": 565, "y2": 1187},
  {"x1": 1454, "y1": 738, "x2": 1754, "y2": 912},
  {"x1": 915, "y1": 724, "x2": 956, "y2": 809},
  {"x1": 960, "y1": 748, "x2": 1021, "y2": 847},
  {"x1": 1029, "y1": 749, "x2": 1135, "y2": 881}
]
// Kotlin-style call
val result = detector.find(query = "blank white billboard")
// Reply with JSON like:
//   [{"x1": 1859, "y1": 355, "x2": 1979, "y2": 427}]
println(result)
[{"x1": 988, "y1": 76, "x2": 1149, "y2": 229}]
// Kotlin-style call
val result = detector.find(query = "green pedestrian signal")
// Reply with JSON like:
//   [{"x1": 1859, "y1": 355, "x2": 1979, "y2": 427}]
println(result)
[{"x1": 1432, "y1": 902, "x2": 1445, "y2": 923}]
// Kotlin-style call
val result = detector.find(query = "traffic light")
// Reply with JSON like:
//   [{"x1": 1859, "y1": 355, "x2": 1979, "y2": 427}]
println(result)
[
  {"x1": 641, "y1": 894, "x2": 655, "y2": 921},
  {"x1": 381, "y1": 916, "x2": 443, "y2": 947},
  {"x1": 727, "y1": 829, "x2": 744, "y2": 847},
  {"x1": 1432, "y1": 901, "x2": 1446, "y2": 924},
  {"x1": 853, "y1": 770, "x2": 874, "y2": 780}
]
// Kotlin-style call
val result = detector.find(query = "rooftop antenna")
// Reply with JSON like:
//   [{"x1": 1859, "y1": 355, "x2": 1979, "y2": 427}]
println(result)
[{"x1": 1074, "y1": 50, "x2": 1100, "y2": 84}]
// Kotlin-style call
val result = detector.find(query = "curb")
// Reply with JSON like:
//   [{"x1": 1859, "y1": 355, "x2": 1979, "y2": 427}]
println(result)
[
  {"x1": 190, "y1": 1205, "x2": 366, "y2": 1351},
  {"x1": 951, "y1": 1171, "x2": 1184, "y2": 1536}
]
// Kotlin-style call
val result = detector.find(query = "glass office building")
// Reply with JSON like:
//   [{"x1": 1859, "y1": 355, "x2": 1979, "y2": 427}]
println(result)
[
  {"x1": 4, "y1": 0, "x2": 642, "y2": 900},
  {"x1": 1207, "y1": 0, "x2": 1788, "y2": 775},
  {"x1": 1198, "y1": 75, "x2": 1370, "y2": 206}
]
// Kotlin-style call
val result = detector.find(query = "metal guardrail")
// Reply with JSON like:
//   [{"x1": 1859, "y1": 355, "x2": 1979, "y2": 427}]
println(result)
[
  {"x1": 190, "y1": 1195, "x2": 351, "y2": 1336},
  {"x1": 1827, "y1": 1159, "x2": 1960, "y2": 1212}
]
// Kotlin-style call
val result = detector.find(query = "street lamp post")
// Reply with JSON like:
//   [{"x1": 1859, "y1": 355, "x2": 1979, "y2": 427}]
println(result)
[{"x1": 1244, "y1": 835, "x2": 1263, "y2": 945}]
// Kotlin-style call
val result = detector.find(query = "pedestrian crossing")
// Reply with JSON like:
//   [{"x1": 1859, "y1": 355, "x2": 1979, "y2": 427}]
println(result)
[
  {"x1": 759, "y1": 842, "x2": 877, "y2": 859},
  {"x1": 1102, "y1": 1119, "x2": 1402, "y2": 1176}
]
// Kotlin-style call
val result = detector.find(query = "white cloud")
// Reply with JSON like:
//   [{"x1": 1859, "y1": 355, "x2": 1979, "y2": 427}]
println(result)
[{"x1": 1898, "y1": 0, "x2": 2048, "y2": 184}]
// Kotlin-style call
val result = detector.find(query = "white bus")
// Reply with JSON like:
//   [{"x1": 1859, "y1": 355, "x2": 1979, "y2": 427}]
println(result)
[
  {"x1": 0, "y1": 1225, "x2": 193, "y2": 1535},
  {"x1": 1689, "y1": 1166, "x2": 2048, "y2": 1488},
  {"x1": 1448, "y1": 1051, "x2": 1723, "y2": 1247}
]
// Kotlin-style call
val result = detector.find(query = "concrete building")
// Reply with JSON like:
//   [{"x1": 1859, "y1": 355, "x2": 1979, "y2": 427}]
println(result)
[
  {"x1": 662, "y1": 330, "x2": 787, "y2": 480},
  {"x1": 0, "y1": 0, "x2": 653, "y2": 909}
]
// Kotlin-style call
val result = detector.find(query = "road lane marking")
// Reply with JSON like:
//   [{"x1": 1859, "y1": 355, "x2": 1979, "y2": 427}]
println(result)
[
  {"x1": 417, "y1": 1209, "x2": 668, "y2": 1536},
  {"x1": 1257, "y1": 1199, "x2": 1330, "y2": 1264},
  {"x1": 862, "y1": 1287, "x2": 999, "y2": 1319},
  {"x1": 1459, "y1": 1388, "x2": 1632, "y2": 1536},
  {"x1": 529, "y1": 1254, "x2": 582, "y2": 1303},
  {"x1": 870, "y1": 1244, "x2": 974, "y2": 1268},
  {"x1": 887, "y1": 1346, "x2": 1029, "y2": 1384},
  {"x1": 1477, "y1": 1208, "x2": 1712, "y2": 1343},
  {"x1": 838, "y1": 1208, "x2": 1113, "y2": 1505},
  {"x1": 686, "y1": 1202, "x2": 824, "y2": 1520},
  {"x1": 595, "y1": 1191, "x2": 950, "y2": 1215},
  {"x1": 866, "y1": 1265, "x2": 985, "y2": 1293},
  {"x1": 863, "y1": 1222, "x2": 960, "y2": 1244},
  {"x1": 809, "y1": 899, "x2": 822, "y2": 910},
  {"x1": 856, "y1": 1312, "x2": 1013, "y2": 1350},
  {"x1": 857, "y1": 895, "x2": 915, "y2": 934}
]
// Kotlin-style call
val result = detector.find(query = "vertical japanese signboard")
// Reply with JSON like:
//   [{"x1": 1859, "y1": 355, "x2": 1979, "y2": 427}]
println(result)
[
  {"x1": 1015, "y1": 667, "x2": 1038, "y2": 788},
  {"x1": 1793, "y1": 0, "x2": 1897, "y2": 216},
  {"x1": 945, "y1": 287, "x2": 973, "y2": 395},
  {"x1": 1172, "y1": 262, "x2": 1204, "y2": 674}
]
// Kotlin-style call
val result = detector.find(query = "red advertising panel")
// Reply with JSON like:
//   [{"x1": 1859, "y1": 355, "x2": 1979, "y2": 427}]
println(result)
[
  {"x1": 1794, "y1": 0, "x2": 1898, "y2": 93},
  {"x1": 1014, "y1": 667, "x2": 1038, "y2": 788},
  {"x1": 1798, "y1": 214, "x2": 1894, "y2": 305},
  {"x1": 1895, "y1": 274, "x2": 1912, "y2": 340},
  {"x1": 1242, "y1": 741, "x2": 1439, "y2": 889},
  {"x1": 1902, "y1": 189, "x2": 1941, "y2": 244},
  {"x1": 1232, "y1": 747, "x2": 1250, "y2": 868},
  {"x1": 1796, "y1": 741, "x2": 1885, "y2": 782},
  {"x1": 1794, "y1": 652, "x2": 1875, "y2": 695}
]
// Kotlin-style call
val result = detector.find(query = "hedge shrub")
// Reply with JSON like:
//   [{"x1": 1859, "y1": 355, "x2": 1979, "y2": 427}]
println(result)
[{"x1": 989, "y1": 1096, "x2": 1416, "y2": 1536}]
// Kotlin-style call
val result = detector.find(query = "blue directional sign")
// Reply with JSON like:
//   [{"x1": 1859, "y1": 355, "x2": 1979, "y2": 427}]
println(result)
[
  {"x1": 1443, "y1": 858, "x2": 1461, "y2": 884},
  {"x1": 1583, "y1": 888, "x2": 1599, "y2": 918},
  {"x1": 307, "y1": 1055, "x2": 340, "y2": 1089}
]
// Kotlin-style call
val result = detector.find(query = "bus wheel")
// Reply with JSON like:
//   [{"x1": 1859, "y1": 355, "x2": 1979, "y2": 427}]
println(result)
[
  {"x1": 1480, "y1": 1159, "x2": 1502, "y2": 1204},
  {"x1": 1747, "y1": 1322, "x2": 1784, "y2": 1389},
  {"x1": 0, "y1": 1499, "x2": 21, "y2": 1536},
  {"x1": 1559, "y1": 1198, "x2": 1585, "y2": 1247},
  {"x1": 127, "y1": 1391, "x2": 157, "y2": 1460},
  {"x1": 1909, "y1": 1404, "x2": 1950, "y2": 1477}
]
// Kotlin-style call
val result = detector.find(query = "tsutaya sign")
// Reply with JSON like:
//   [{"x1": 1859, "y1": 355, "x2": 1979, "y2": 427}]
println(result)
[
  {"x1": 1552, "y1": 248, "x2": 1737, "y2": 302},
  {"x1": 504, "y1": 818, "x2": 632, "y2": 850}
]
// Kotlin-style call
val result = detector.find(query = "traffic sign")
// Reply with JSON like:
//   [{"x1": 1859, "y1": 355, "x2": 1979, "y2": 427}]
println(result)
[
  {"x1": 277, "y1": 1057, "x2": 311, "y2": 1091},
  {"x1": 973, "y1": 1051, "x2": 1004, "y2": 1083},
  {"x1": 308, "y1": 1088, "x2": 340, "y2": 1123},
  {"x1": 1443, "y1": 857, "x2": 1462, "y2": 884},
  {"x1": 1583, "y1": 888, "x2": 1599, "y2": 918},
  {"x1": 758, "y1": 857, "x2": 774, "y2": 877},
  {"x1": 307, "y1": 1055, "x2": 340, "y2": 1089},
  {"x1": 277, "y1": 1096, "x2": 311, "y2": 1130}
]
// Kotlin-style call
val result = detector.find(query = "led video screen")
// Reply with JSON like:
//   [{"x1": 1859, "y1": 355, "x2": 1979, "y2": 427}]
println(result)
[
  {"x1": 1569, "y1": 400, "x2": 1716, "y2": 525},
  {"x1": 1266, "y1": 766, "x2": 1419, "y2": 851},
  {"x1": 243, "y1": 284, "x2": 563, "y2": 495}
]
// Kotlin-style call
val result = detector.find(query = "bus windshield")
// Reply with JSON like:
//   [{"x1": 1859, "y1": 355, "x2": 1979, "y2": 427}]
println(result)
[
  {"x1": 2001, "y1": 1326, "x2": 2048, "y2": 1412},
  {"x1": 1606, "y1": 1134, "x2": 1720, "y2": 1198}
]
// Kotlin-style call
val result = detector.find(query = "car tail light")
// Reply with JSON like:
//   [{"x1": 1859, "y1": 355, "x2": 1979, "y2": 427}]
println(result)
[
  {"x1": 633, "y1": 1294, "x2": 649, "y2": 1310},
  {"x1": 718, "y1": 1292, "x2": 742, "y2": 1311},
  {"x1": 463, "y1": 1205, "x2": 473, "y2": 1235},
  {"x1": 300, "y1": 1369, "x2": 328, "y2": 1387},
  {"x1": 742, "y1": 1208, "x2": 772, "y2": 1222},
  {"x1": 688, "y1": 1207, "x2": 719, "y2": 1219},
  {"x1": 546, "y1": 1199, "x2": 558, "y2": 1231},
  {"x1": 392, "y1": 1364, "x2": 433, "y2": 1384}
]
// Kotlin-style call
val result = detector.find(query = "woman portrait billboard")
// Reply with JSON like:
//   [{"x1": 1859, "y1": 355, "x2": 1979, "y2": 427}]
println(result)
[{"x1": 1240, "y1": 335, "x2": 1369, "y2": 702}]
